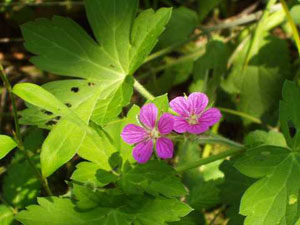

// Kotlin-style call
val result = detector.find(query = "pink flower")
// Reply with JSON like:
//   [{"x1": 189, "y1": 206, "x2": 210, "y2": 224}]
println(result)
[
  {"x1": 121, "y1": 103, "x2": 174, "y2": 164},
  {"x1": 170, "y1": 92, "x2": 221, "y2": 134}
]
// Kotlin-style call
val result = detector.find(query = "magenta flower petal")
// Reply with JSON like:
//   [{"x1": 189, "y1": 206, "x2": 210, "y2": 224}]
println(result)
[
  {"x1": 188, "y1": 92, "x2": 208, "y2": 115},
  {"x1": 156, "y1": 137, "x2": 174, "y2": 159},
  {"x1": 199, "y1": 108, "x2": 222, "y2": 126},
  {"x1": 187, "y1": 124, "x2": 209, "y2": 134},
  {"x1": 139, "y1": 103, "x2": 158, "y2": 129},
  {"x1": 121, "y1": 124, "x2": 148, "y2": 144},
  {"x1": 169, "y1": 96, "x2": 190, "y2": 117},
  {"x1": 132, "y1": 140, "x2": 153, "y2": 164},
  {"x1": 173, "y1": 117, "x2": 189, "y2": 133},
  {"x1": 158, "y1": 113, "x2": 174, "y2": 135}
]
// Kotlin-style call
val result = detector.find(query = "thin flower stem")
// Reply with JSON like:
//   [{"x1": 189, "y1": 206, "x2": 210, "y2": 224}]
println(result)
[
  {"x1": 175, "y1": 147, "x2": 244, "y2": 172},
  {"x1": 0, "y1": 65, "x2": 53, "y2": 196},
  {"x1": 133, "y1": 79, "x2": 155, "y2": 101},
  {"x1": 194, "y1": 134, "x2": 244, "y2": 149},
  {"x1": 219, "y1": 107, "x2": 262, "y2": 124},
  {"x1": 0, "y1": 65, "x2": 21, "y2": 143},
  {"x1": 280, "y1": 0, "x2": 300, "y2": 56},
  {"x1": 175, "y1": 134, "x2": 244, "y2": 172},
  {"x1": 219, "y1": 107, "x2": 275, "y2": 130}
]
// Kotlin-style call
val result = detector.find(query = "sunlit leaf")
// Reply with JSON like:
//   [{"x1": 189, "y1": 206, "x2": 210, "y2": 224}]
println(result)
[
  {"x1": 235, "y1": 146, "x2": 300, "y2": 225},
  {"x1": 0, "y1": 135, "x2": 17, "y2": 160}
]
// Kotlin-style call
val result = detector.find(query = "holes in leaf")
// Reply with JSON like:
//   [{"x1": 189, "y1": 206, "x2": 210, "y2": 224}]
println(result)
[
  {"x1": 71, "y1": 87, "x2": 79, "y2": 93},
  {"x1": 288, "y1": 120, "x2": 297, "y2": 138},
  {"x1": 45, "y1": 116, "x2": 61, "y2": 126},
  {"x1": 46, "y1": 120, "x2": 57, "y2": 126},
  {"x1": 65, "y1": 103, "x2": 72, "y2": 108},
  {"x1": 88, "y1": 82, "x2": 95, "y2": 87},
  {"x1": 41, "y1": 110, "x2": 53, "y2": 116}
]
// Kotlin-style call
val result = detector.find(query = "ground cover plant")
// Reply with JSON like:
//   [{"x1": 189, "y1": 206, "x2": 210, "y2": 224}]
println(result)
[{"x1": 1, "y1": 0, "x2": 300, "y2": 224}]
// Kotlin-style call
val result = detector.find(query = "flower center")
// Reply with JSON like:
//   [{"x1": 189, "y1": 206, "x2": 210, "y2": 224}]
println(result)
[
  {"x1": 149, "y1": 128, "x2": 160, "y2": 140},
  {"x1": 187, "y1": 114, "x2": 198, "y2": 125}
]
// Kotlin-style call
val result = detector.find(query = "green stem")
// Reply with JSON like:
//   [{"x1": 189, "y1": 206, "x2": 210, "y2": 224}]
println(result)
[
  {"x1": 175, "y1": 147, "x2": 244, "y2": 172},
  {"x1": 174, "y1": 134, "x2": 244, "y2": 172},
  {"x1": 133, "y1": 79, "x2": 155, "y2": 100},
  {"x1": 194, "y1": 134, "x2": 244, "y2": 148},
  {"x1": 219, "y1": 107, "x2": 262, "y2": 124},
  {"x1": 280, "y1": 0, "x2": 300, "y2": 56},
  {"x1": 0, "y1": 65, "x2": 53, "y2": 196}
]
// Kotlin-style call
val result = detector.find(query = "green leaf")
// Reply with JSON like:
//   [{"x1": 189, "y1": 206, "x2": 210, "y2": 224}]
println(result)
[
  {"x1": 234, "y1": 146, "x2": 300, "y2": 225},
  {"x1": 0, "y1": 205, "x2": 14, "y2": 225},
  {"x1": 291, "y1": 5, "x2": 300, "y2": 24},
  {"x1": 84, "y1": 0, "x2": 138, "y2": 74},
  {"x1": 187, "y1": 180, "x2": 221, "y2": 210},
  {"x1": 0, "y1": 135, "x2": 17, "y2": 160},
  {"x1": 244, "y1": 130, "x2": 287, "y2": 148},
  {"x1": 158, "y1": 7, "x2": 198, "y2": 48},
  {"x1": 13, "y1": 82, "x2": 114, "y2": 177},
  {"x1": 16, "y1": 195, "x2": 192, "y2": 225},
  {"x1": 13, "y1": 83, "x2": 83, "y2": 128},
  {"x1": 168, "y1": 210, "x2": 205, "y2": 225},
  {"x1": 21, "y1": 16, "x2": 123, "y2": 80},
  {"x1": 280, "y1": 81, "x2": 300, "y2": 151},
  {"x1": 3, "y1": 156, "x2": 41, "y2": 209},
  {"x1": 77, "y1": 128, "x2": 116, "y2": 169},
  {"x1": 102, "y1": 105, "x2": 141, "y2": 166},
  {"x1": 177, "y1": 142, "x2": 222, "y2": 211},
  {"x1": 23, "y1": 128, "x2": 44, "y2": 153},
  {"x1": 148, "y1": 59, "x2": 194, "y2": 95},
  {"x1": 146, "y1": 94, "x2": 169, "y2": 113},
  {"x1": 21, "y1": 1, "x2": 171, "y2": 126},
  {"x1": 120, "y1": 160, "x2": 187, "y2": 198},
  {"x1": 71, "y1": 162, "x2": 118, "y2": 187},
  {"x1": 191, "y1": 40, "x2": 231, "y2": 99},
  {"x1": 129, "y1": 7, "x2": 172, "y2": 73},
  {"x1": 19, "y1": 80, "x2": 101, "y2": 129},
  {"x1": 222, "y1": 35, "x2": 291, "y2": 124},
  {"x1": 109, "y1": 152, "x2": 123, "y2": 169},
  {"x1": 197, "y1": 0, "x2": 222, "y2": 22},
  {"x1": 91, "y1": 76, "x2": 134, "y2": 125},
  {"x1": 41, "y1": 120, "x2": 87, "y2": 177},
  {"x1": 219, "y1": 159, "x2": 255, "y2": 225}
]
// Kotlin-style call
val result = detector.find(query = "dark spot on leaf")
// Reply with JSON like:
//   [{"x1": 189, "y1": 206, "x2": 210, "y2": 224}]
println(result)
[
  {"x1": 110, "y1": 64, "x2": 116, "y2": 68},
  {"x1": 46, "y1": 120, "x2": 57, "y2": 126},
  {"x1": 88, "y1": 82, "x2": 95, "y2": 87},
  {"x1": 288, "y1": 120, "x2": 297, "y2": 138},
  {"x1": 41, "y1": 110, "x2": 53, "y2": 115},
  {"x1": 71, "y1": 87, "x2": 79, "y2": 93},
  {"x1": 65, "y1": 103, "x2": 72, "y2": 108},
  {"x1": 55, "y1": 116, "x2": 61, "y2": 120}
]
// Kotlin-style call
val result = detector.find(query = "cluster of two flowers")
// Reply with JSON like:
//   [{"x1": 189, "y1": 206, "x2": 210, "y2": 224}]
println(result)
[{"x1": 121, "y1": 93, "x2": 222, "y2": 163}]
